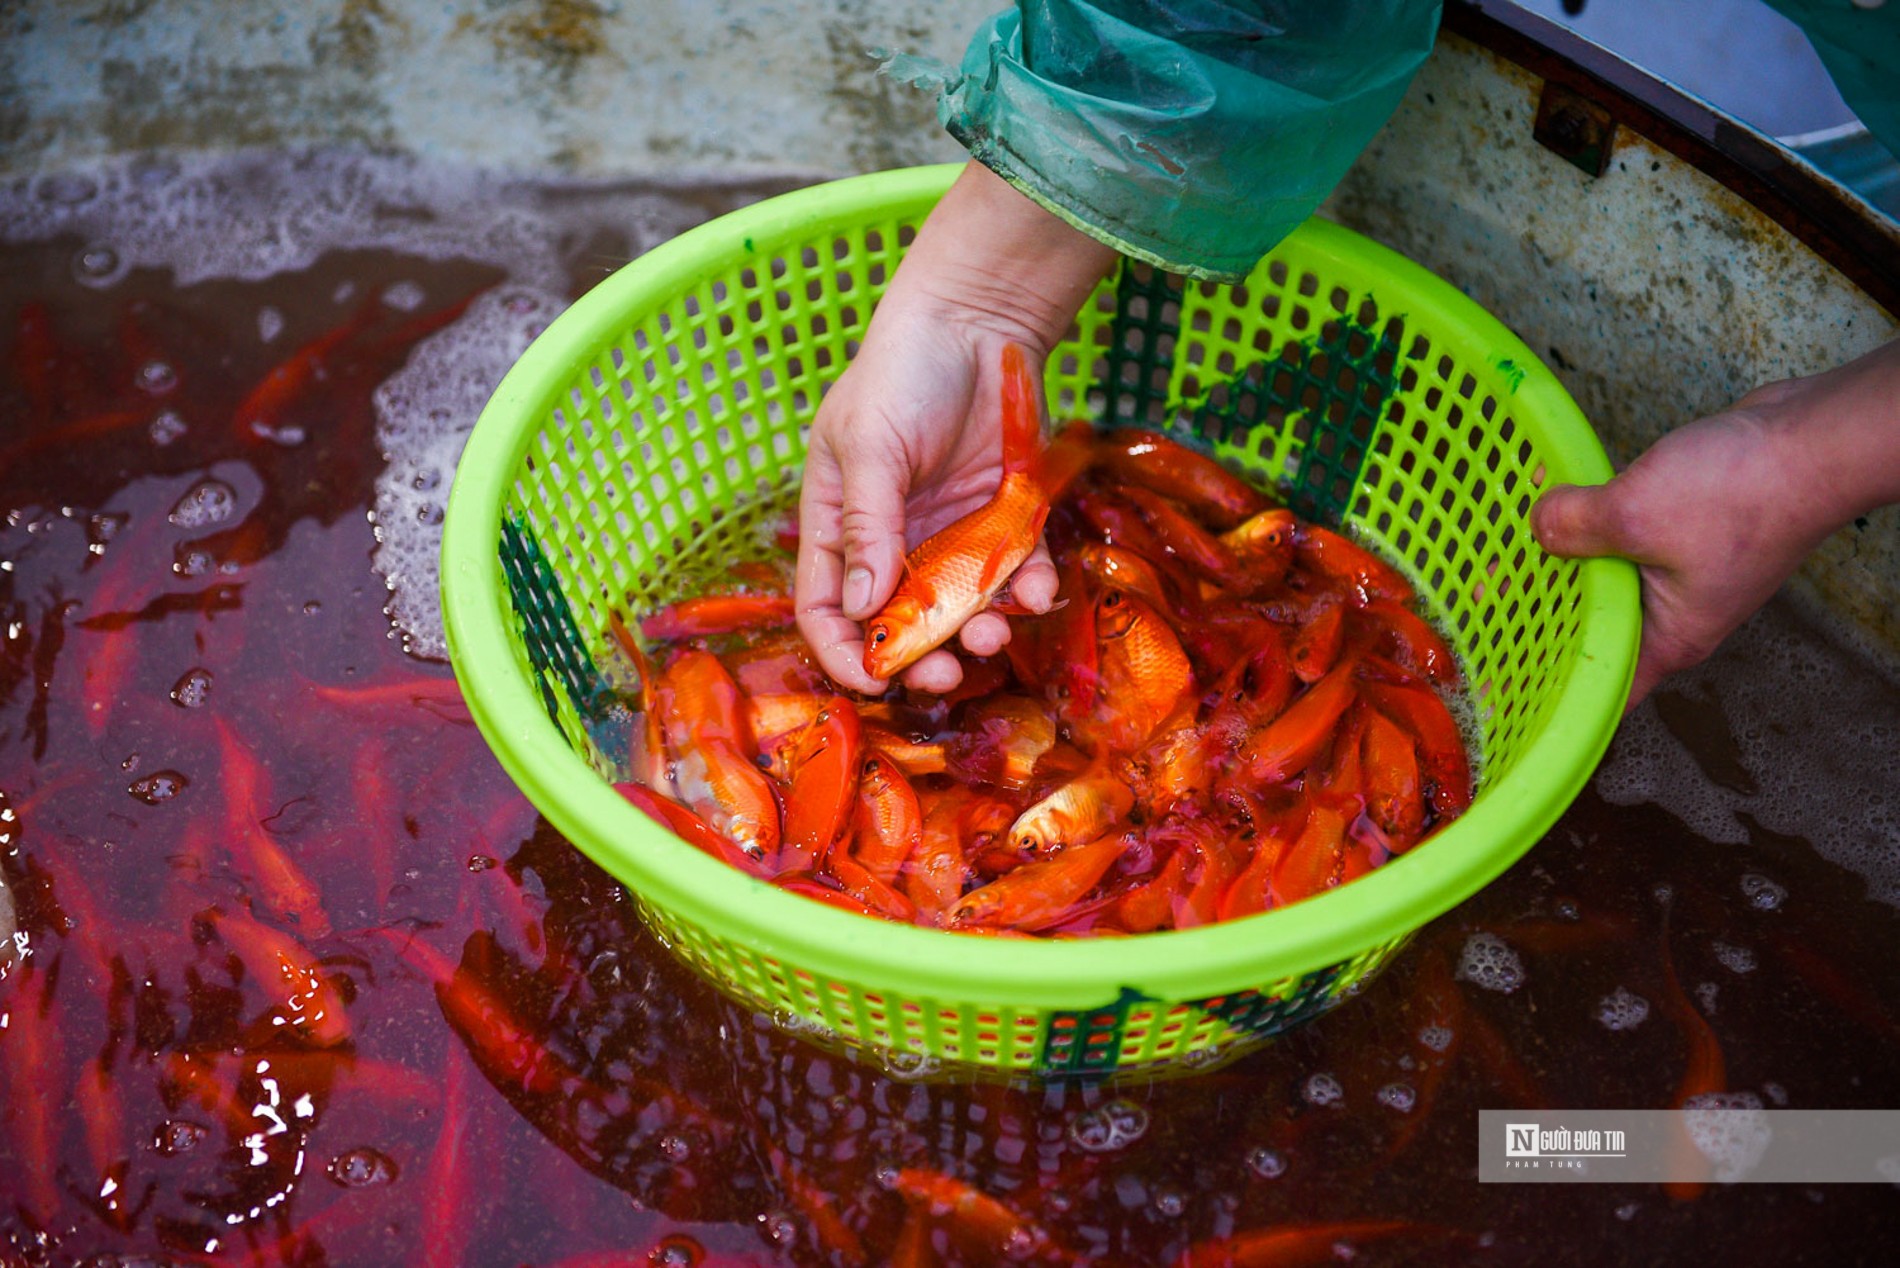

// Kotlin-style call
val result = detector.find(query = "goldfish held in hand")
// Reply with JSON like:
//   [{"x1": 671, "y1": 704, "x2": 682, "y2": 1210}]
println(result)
[{"x1": 863, "y1": 343, "x2": 1051, "y2": 680}]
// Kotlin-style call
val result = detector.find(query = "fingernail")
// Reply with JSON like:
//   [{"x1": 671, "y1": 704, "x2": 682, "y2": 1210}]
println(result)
[{"x1": 844, "y1": 567, "x2": 873, "y2": 617}]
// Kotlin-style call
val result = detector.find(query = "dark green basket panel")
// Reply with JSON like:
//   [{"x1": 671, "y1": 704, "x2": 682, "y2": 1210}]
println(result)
[
  {"x1": 1050, "y1": 257, "x2": 1586, "y2": 789},
  {"x1": 1197, "y1": 966, "x2": 1344, "y2": 1039},
  {"x1": 1076, "y1": 262, "x2": 1403, "y2": 528},
  {"x1": 496, "y1": 214, "x2": 924, "y2": 771}
]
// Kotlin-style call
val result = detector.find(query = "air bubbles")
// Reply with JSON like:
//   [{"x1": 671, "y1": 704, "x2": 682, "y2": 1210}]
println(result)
[
  {"x1": 1376, "y1": 1082, "x2": 1417, "y2": 1112},
  {"x1": 1682, "y1": 1091, "x2": 1770, "y2": 1182},
  {"x1": 1151, "y1": 1186, "x2": 1186, "y2": 1218},
  {"x1": 879, "y1": 1048, "x2": 941, "y2": 1082},
  {"x1": 86, "y1": 511, "x2": 127, "y2": 552},
  {"x1": 1246, "y1": 1146, "x2": 1287, "y2": 1179},
  {"x1": 153, "y1": 1119, "x2": 209, "y2": 1156},
  {"x1": 1763, "y1": 1081, "x2": 1788, "y2": 1106},
  {"x1": 257, "y1": 306, "x2": 285, "y2": 343},
  {"x1": 1740, "y1": 873, "x2": 1787, "y2": 911},
  {"x1": 1614, "y1": 1201, "x2": 1640, "y2": 1222},
  {"x1": 150, "y1": 410, "x2": 188, "y2": 445},
  {"x1": 1456, "y1": 931, "x2": 1525, "y2": 994},
  {"x1": 135, "y1": 360, "x2": 178, "y2": 396},
  {"x1": 1695, "y1": 981, "x2": 1719, "y2": 1015},
  {"x1": 250, "y1": 420, "x2": 307, "y2": 447},
  {"x1": 648, "y1": 1235, "x2": 704, "y2": 1267},
  {"x1": 383, "y1": 280, "x2": 426, "y2": 311},
  {"x1": 466, "y1": 854, "x2": 497, "y2": 873},
  {"x1": 37, "y1": 171, "x2": 100, "y2": 206},
  {"x1": 1593, "y1": 986, "x2": 1650, "y2": 1032},
  {"x1": 1419, "y1": 1024, "x2": 1454, "y2": 1053},
  {"x1": 657, "y1": 1132, "x2": 691, "y2": 1162},
  {"x1": 74, "y1": 241, "x2": 126, "y2": 288},
  {"x1": 326, "y1": 1147, "x2": 397, "y2": 1188},
  {"x1": 128, "y1": 771, "x2": 187, "y2": 803},
  {"x1": 1712, "y1": 940, "x2": 1757, "y2": 974},
  {"x1": 1594, "y1": 605, "x2": 1900, "y2": 908},
  {"x1": 128, "y1": 153, "x2": 181, "y2": 189},
  {"x1": 174, "y1": 546, "x2": 215, "y2": 578},
  {"x1": 168, "y1": 478, "x2": 237, "y2": 528},
  {"x1": 1067, "y1": 1098, "x2": 1149, "y2": 1153},
  {"x1": 171, "y1": 668, "x2": 213, "y2": 708},
  {"x1": 1301, "y1": 1073, "x2": 1344, "y2": 1107},
  {"x1": 371, "y1": 285, "x2": 564, "y2": 662},
  {"x1": 757, "y1": 1209, "x2": 797, "y2": 1247}
]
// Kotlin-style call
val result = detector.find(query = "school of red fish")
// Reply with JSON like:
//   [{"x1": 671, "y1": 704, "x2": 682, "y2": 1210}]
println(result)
[{"x1": 613, "y1": 344, "x2": 1474, "y2": 936}]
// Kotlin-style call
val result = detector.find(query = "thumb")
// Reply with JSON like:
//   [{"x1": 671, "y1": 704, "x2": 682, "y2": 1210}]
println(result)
[
  {"x1": 838, "y1": 450, "x2": 912, "y2": 621},
  {"x1": 1531, "y1": 481, "x2": 1637, "y2": 562}
]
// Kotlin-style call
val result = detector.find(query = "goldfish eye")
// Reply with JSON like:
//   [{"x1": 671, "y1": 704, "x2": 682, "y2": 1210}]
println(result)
[{"x1": 870, "y1": 627, "x2": 888, "y2": 645}]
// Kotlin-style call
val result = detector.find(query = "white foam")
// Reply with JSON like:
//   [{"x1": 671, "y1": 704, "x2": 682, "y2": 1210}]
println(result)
[
  {"x1": 1740, "y1": 873, "x2": 1787, "y2": 911},
  {"x1": 1301, "y1": 1072, "x2": 1344, "y2": 1106},
  {"x1": 370, "y1": 286, "x2": 566, "y2": 660},
  {"x1": 1594, "y1": 986, "x2": 1650, "y2": 1032},
  {"x1": 4, "y1": 150, "x2": 793, "y2": 662},
  {"x1": 1, "y1": 150, "x2": 574, "y2": 293},
  {"x1": 1067, "y1": 1098, "x2": 1149, "y2": 1153},
  {"x1": 1595, "y1": 601, "x2": 1900, "y2": 906},
  {"x1": 1681, "y1": 1091, "x2": 1770, "y2": 1182},
  {"x1": 1456, "y1": 931, "x2": 1526, "y2": 994},
  {"x1": 1376, "y1": 1082, "x2": 1417, "y2": 1112},
  {"x1": 167, "y1": 478, "x2": 238, "y2": 529},
  {"x1": 1711, "y1": 941, "x2": 1757, "y2": 974}
]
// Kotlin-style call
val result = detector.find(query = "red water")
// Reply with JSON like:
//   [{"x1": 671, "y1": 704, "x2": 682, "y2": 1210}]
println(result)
[{"x1": 5, "y1": 178, "x2": 1900, "y2": 1268}]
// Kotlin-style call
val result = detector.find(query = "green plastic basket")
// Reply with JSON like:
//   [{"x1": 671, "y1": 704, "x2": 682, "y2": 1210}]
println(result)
[{"x1": 441, "y1": 165, "x2": 1639, "y2": 1082}]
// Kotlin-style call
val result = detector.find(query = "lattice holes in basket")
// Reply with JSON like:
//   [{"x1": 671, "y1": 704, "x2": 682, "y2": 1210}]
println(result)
[{"x1": 478, "y1": 195, "x2": 1601, "y2": 1080}]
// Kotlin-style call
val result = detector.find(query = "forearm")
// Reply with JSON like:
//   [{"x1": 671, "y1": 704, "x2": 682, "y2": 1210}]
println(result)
[
  {"x1": 1767, "y1": 339, "x2": 1900, "y2": 534},
  {"x1": 884, "y1": 163, "x2": 1117, "y2": 354}
]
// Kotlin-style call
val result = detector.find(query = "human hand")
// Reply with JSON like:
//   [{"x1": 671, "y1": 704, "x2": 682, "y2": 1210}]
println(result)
[
  {"x1": 1531, "y1": 340, "x2": 1900, "y2": 710},
  {"x1": 795, "y1": 163, "x2": 1116, "y2": 695}
]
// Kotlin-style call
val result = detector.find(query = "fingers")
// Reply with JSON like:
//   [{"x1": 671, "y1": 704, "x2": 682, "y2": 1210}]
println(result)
[
  {"x1": 1530, "y1": 481, "x2": 1642, "y2": 562},
  {"x1": 901, "y1": 649, "x2": 966, "y2": 694},
  {"x1": 1008, "y1": 540, "x2": 1058, "y2": 613},
  {"x1": 959, "y1": 612, "x2": 1012, "y2": 657},
  {"x1": 796, "y1": 458, "x2": 891, "y2": 696},
  {"x1": 839, "y1": 451, "x2": 913, "y2": 622}
]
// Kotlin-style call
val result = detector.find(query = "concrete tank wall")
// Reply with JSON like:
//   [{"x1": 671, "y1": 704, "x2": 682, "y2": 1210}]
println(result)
[{"x1": 0, "y1": 0, "x2": 989, "y2": 179}]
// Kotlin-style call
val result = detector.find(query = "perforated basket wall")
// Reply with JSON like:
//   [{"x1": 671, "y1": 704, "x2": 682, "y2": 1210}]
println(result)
[{"x1": 442, "y1": 165, "x2": 1638, "y2": 1082}]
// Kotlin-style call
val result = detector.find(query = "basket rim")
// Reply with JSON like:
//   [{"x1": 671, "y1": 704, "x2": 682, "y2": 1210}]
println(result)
[{"x1": 441, "y1": 164, "x2": 1640, "y2": 1015}]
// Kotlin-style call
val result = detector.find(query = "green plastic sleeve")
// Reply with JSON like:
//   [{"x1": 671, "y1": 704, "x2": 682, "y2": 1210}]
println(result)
[{"x1": 933, "y1": 1, "x2": 1442, "y2": 282}]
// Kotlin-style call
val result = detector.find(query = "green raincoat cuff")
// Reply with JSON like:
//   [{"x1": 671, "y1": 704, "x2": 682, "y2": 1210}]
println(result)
[{"x1": 929, "y1": 1, "x2": 1442, "y2": 282}]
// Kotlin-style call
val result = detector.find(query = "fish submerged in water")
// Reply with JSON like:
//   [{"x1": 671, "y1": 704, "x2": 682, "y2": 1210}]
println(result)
[{"x1": 862, "y1": 342, "x2": 1054, "y2": 680}]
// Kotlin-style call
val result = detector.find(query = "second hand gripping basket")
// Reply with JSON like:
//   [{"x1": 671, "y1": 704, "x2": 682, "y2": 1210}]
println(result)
[{"x1": 441, "y1": 165, "x2": 1639, "y2": 1082}]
